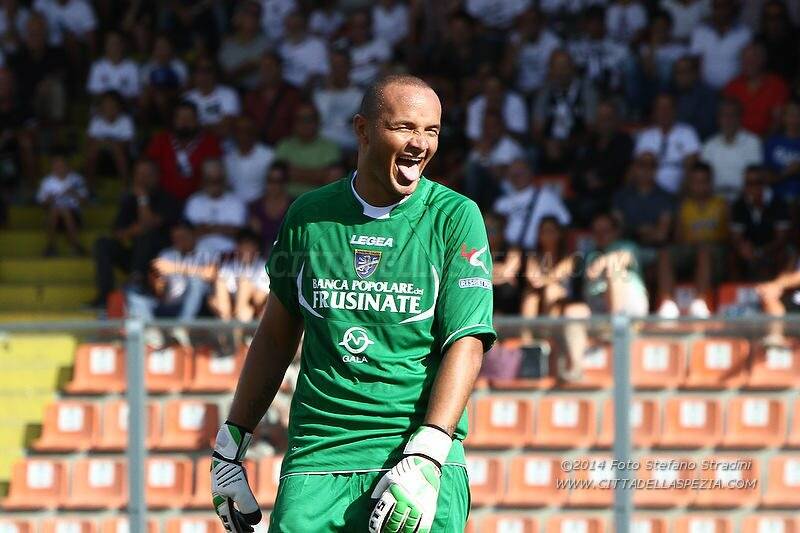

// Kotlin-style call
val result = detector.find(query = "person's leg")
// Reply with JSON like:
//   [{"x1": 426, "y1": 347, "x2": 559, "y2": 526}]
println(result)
[
  {"x1": 44, "y1": 207, "x2": 58, "y2": 255},
  {"x1": 177, "y1": 277, "x2": 209, "y2": 321},
  {"x1": 429, "y1": 466, "x2": 470, "y2": 533},
  {"x1": 519, "y1": 288, "x2": 541, "y2": 345},
  {"x1": 210, "y1": 278, "x2": 232, "y2": 321},
  {"x1": 125, "y1": 290, "x2": 157, "y2": 320},
  {"x1": 84, "y1": 138, "x2": 99, "y2": 189},
  {"x1": 234, "y1": 279, "x2": 257, "y2": 322},
  {"x1": 93, "y1": 236, "x2": 130, "y2": 303},
  {"x1": 107, "y1": 141, "x2": 131, "y2": 184},
  {"x1": 562, "y1": 302, "x2": 591, "y2": 381}
]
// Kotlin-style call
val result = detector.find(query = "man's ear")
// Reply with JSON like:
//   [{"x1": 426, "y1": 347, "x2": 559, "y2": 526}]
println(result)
[{"x1": 353, "y1": 113, "x2": 369, "y2": 146}]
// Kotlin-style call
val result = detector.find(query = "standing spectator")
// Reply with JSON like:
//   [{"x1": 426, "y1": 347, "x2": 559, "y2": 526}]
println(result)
[
  {"x1": 723, "y1": 42, "x2": 789, "y2": 136},
  {"x1": 244, "y1": 52, "x2": 305, "y2": 146},
  {"x1": 259, "y1": 0, "x2": 297, "y2": 46},
  {"x1": 634, "y1": 92, "x2": 701, "y2": 193},
  {"x1": 606, "y1": 0, "x2": 648, "y2": 44},
  {"x1": 701, "y1": 99, "x2": 763, "y2": 199},
  {"x1": 466, "y1": 76, "x2": 528, "y2": 142},
  {"x1": 309, "y1": 0, "x2": 345, "y2": 40},
  {"x1": 0, "y1": 0, "x2": 29, "y2": 53},
  {"x1": 86, "y1": 31, "x2": 139, "y2": 102},
  {"x1": 312, "y1": 49, "x2": 363, "y2": 153},
  {"x1": 145, "y1": 101, "x2": 222, "y2": 202},
  {"x1": 372, "y1": 0, "x2": 410, "y2": 49},
  {"x1": 568, "y1": 5, "x2": 630, "y2": 94},
  {"x1": 689, "y1": 0, "x2": 751, "y2": 89},
  {"x1": 345, "y1": 10, "x2": 392, "y2": 88},
  {"x1": 224, "y1": 116, "x2": 274, "y2": 204},
  {"x1": 91, "y1": 159, "x2": 177, "y2": 306},
  {"x1": 278, "y1": 10, "x2": 329, "y2": 90},
  {"x1": 671, "y1": 55, "x2": 718, "y2": 139},
  {"x1": 138, "y1": 35, "x2": 188, "y2": 127},
  {"x1": 757, "y1": 0, "x2": 799, "y2": 81},
  {"x1": 660, "y1": 0, "x2": 711, "y2": 41},
  {"x1": 466, "y1": 112, "x2": 525, "y2": 209},
  {"x1": 218, "y1": 1, "x2": 270, "y2": 91},
  {"x1": 36, "y1": 150, "x2": 87, "y2": 256},
  {"x1": 184, "y1": 58, "x2": 241, "y2": 139},
  {"x1": 248, "y1": 161, "x2": 293, "y2": 255},
  {"x1": 764, "y1": 100, "x2": 800, "y2": 201},
  {"x1": 502, "y1": 7, "x2": 562, "y2": 96},
  {"x1": 183, "y1": 160, "x2": 247, "y2": 257},
  {"x1": 33, "y1": 0, "x2": 97, "y2": 50},
  {"x1": 85, "y1": 90, "x2": 135, "y2": 186}
]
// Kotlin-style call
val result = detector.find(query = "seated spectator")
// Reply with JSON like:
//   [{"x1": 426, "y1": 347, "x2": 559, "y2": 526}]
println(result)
[
  {"x1": 309, "y1": 0, "x2": 345, "y2": 40},
  {"x1": 33, "y1": 0, "x2": 97, "y2": 54},
  {"x1": 145, "y1": 100, "x2": 222, "y2": 202},
  {"x1": 466, "y1": 113, "x2": 525, "y2": 209},
  {"x1": 501, "y1": 7, "x2": 562, "y2": 96},
  {"x1": 425, "y1": 10, "x2": 489, "y2": 85},
  {"x1": 85, "y1": 90, "x2": 135, "y2": 186},
  {"x1": 485, "y1": 211, "x2": 522, "y2": 315},
  {"x1": 218, "y1": 1, "x2": 269, "y2": 91},
  {"x1": 312, "y1": 49, "x2": 363, "y2": 153},
  {"x1": 259, "y1": 0, "x2": 297, "y2": 47},
  {"x1": 36, "y1": 149, "x2": 87, "y2": 256},
  {"x1": 274, "y1": 103, "x2": 341, "y2": 192},
  {"x1": 723, "y1": 42, "x2": 789, "y2": 136},
  {"x1": 244, "y1": 52, "x2": 304, "y2": 146},
  {"x1": 138, "y1": 34, "x2": 188, "y2": 128},
  {"x1": 91, "y1": 159, "x2": 177, "y2": 307},
  {"x1": 606, "y1": 0, "x2": 648, "y2": 44},
  {"x1": 657, "y1": 162, "x2": 728, "y2": 318},
  {"x1": 372, "y1": 0, "x2": 410, "y2": 49},
  {"x1": 756, "y1": 254, "x2": 800, "y2": 345},
  {"x1": 343, "y1": 10, "x2": 392, "y2": 87},
  {"x1": 689, "y1": 0, "x2": 751, "y2": 90},
  {"x1": 278, "y1": 10, "x2": 329, "y2": 90},
  {"x1": 184, "y1": 58, "x2": 241, "y2": 140},
  {"x1": 701, "y1": 99, "x2": 763, "y2": 200},
  {"x1": 466, "y1": 75, "x2": 528, "y2": 142},
  {"x1": 764, "y1": 100, "x2": 800, "y2": 202},
  {"x1": 224, "y1": 116, "x2": 274, "y2": 204},
  {"x1": 0, "y1": 0, "x2": 29, "y2": 53},
  {"x1": 634, "y1": 92, "x2": 701, "y2": 193},
  {"x1": 0, "y1": 67, "x2": 35, "y2": 184},
  {"x1": 184, "y1": 160, "x2": 247, "y2": 257},
  {"x1": 249, "y1": 161, "x2": 293, "y2": 254},
  {"x1": 568, "y1": 5, "x2": 630, "y2": 94},
  {"x1": 670, "y1": 55, "x2": 718, "y2": 140},
  {"x1": 731, "y1": 165, "x2": 790, "y2": 280},
  {"x1": 757, "y1": 0, "x2": 799, "y2": 81},
  {"x1": 86, "y1": 31, "x2": 139, "y2": 102},
  {"x1": 661, "y1": 0, "x2": 711, "y2": 41}
]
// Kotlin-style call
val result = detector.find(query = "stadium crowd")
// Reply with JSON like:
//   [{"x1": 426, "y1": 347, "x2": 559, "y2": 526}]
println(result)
[{"x1": 1, "y1": 0, "x2": 800, "y2": 346}]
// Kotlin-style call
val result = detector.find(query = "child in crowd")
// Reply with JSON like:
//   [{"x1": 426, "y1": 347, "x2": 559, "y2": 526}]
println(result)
[
  {"x1": 85, "y1": 90, "x2": 135, "y2": 185},
  {"x1": 36, "y1": 150, "x2": 88, "y2": 256}
]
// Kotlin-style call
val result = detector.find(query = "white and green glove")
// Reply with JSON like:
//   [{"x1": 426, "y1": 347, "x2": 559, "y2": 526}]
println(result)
[
  {"x1": 211, "y1": 421, "x2": 262, "y2": 533},
  {"x1": 368, "y1": 425, "x2": 453, "y2": 533}
]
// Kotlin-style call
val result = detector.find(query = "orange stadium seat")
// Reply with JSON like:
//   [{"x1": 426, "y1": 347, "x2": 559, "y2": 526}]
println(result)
[
  {"x1": 32, "y1": 401, "x2": 98, "y2": 452},
  {"x1": 558, "y1": 344, "x2": 612, "y2": 389},
  {"x1": 466, "y1": 455, "x2": 504, "y2": 507},
  {"x1": 659, "y1": 397, "x2": 722, "y2": 448},
  {"x1": 93, "y1": 400, "x2": 160, "y2": 451},
  {"x1": 741, "y1": 515, "x2": 799, "y2": 533},
  {"x1": 762, "y1": 455, "x2": 800, "y2": 508},
  {"x1": 145, "y1": 345, "x2": 192, "y2": 393},
  {"x1": 684, "y1": 338, "x2": 749, "y2": 389},
  {"x1": 0, "y1": 519, "x2": 34, "y2": 533},
  {"x1": 190, "y1": 456, "x2": 257, "y2": 509},
  {"x1": 255, "y1": 455, "x2": 284, "y2": 509},
  {"x1": 63, "y1": 458, "x2": 127, "y2": 510},
  {"x1": 597, "y1": 397, "x2": 660, "y2": 448},
  {"x1": 720, "y1": 396, "x2": 786, "y2": 448},
  {"x1": 480, "y1": 515, "x2": 537, "y2": 533},
  {"x1": 693, "y1": 455, "x2": 760, "y2": 508},
  {"x1": 545, "y1": 515, "x2": 606, "y2": 533},
  {"x1": 788, "y1": 399, "x2": 800, "y2": 448},
  {"x1": 716, "y1": 283, "x2": 759, "y2": 315},
  {"x1": 530, "y1": 397, "x2": 596, "y2": 448},
  {"x1": 747, "y1": 343, "x2": 800, "y2": 389},
  {"x1": 2, "y1": 459, "x2": 67, "y2": 510},
  {"x1": 188, "y1": 345, "x2": 245, "y2": 392},
  {"x1": 632, "y1": 516, "x2": 668, "y2": 533},
  {"x1": 40, "y1": 519, "x2": 98, "y2": 533},
  {"x1": 631, "y1": 338, "x2": 686, "y2": 389},
  {"x1": 157, "y1": 400, "x2": 219, "y2": 451},
  {"x1": 567, "y1": 455, "x2": 614, "y2": 507},
  {"x1": 101, "y1": 517, "x2": 158, "y2": 533},
  {"x1": 634, "y1": 455, "x2": 696, "y2": 508},
  {"x1": 468, "y1": 396, "x2": 533, "y2": 448},
  {"x1": 164, "y1": 518, "x2": 224, "y2": 533},
  {"x1": 64, "y1": 343, "x2": 126, "y2": 394},
  {"x1": 500, "y1": 455, "x2": 568, "y2": 507},
  {"x1": 144, "y1": 457, "x2": 193, "y2": 509},
  {"x1": 673, "y1": 516, "x2": 733, "y2": 533}
]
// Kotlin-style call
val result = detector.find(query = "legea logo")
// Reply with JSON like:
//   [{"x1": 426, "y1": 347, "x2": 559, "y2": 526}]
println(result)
[{"x1": 338, "y1": 326, "x2": 374, "y2": 355}]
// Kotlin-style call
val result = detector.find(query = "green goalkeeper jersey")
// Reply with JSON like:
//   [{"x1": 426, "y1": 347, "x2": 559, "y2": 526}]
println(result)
[{"x1": 267, "y1": 174, "x2": 496, "y2": 476}]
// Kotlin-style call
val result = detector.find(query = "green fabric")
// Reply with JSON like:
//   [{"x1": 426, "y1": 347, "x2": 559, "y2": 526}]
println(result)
[
  {"x1": 274, "y1": 136, "x2": 342, "y2": 169},
  {"x1": 267, "y1": 466, "x2": 469, "y2": 533},
  {"x1": 267, "y1": 175, "x2": 496, "y2": 475}
]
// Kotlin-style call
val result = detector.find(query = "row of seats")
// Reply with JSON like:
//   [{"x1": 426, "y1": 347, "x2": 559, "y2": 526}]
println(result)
[{"x1": 0, "y1": 517, "x2": 225, "y2": 533}]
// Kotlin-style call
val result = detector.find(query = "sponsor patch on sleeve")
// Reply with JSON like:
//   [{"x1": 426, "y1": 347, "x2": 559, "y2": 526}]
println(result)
[{"x1": 458, "y1": 277, "x2": 492, "y2": 290}]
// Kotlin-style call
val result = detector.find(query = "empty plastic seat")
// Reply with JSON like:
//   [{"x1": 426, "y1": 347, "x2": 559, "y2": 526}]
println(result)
[
  {"x1": 64, "y1": 343, "x2": 126, "y2": 394},
  {"x1": 530, "y1": 397, "x2": 596, "y2": 448},
  {"x1": 40, "y1": 519, "x2": 98, "y2": 533},
  {"x1": 659, "y1": 397, "x2": 722, "y2": 448},
  {"x1": 574, "y1": 344, "x2": 613, "y2": 388},
  {"x1": 2, "y1": 459, "x2": 67, "y2": 510},
  {"x1": 157, "y1": 400, "x2": 219, "y2": 451},
  {"x1": 190, "y1": 456, "x2": 257, "y2": 509},
  {"x1": 0, "y1": 519, "x2": 34, "y2": 533},
  {"x1": 545, "y1": 515, "x2": 606, "y2": 533},
  {"x1": 500, "y1": 455, "x2": 568, "y2": 507},
  {"x1": 32, "y1": 401, "x2": 98, "y2": 452},
  {"x1": 596, "y1": 398, "x2": 660, "y2": 448},
  {"x1": 673, "y1": 516, "x2": 732, "y2": 533},
  {"x1": 164, "y1": 518, "x2": 224, "y2": 533},
  {"x1": 145, "y1": 457, "x2": 193, "y2": 509},
  {"x1": 465, "y1": 455, "x2": 504, "y2": 507},
  {"x1": 693, "y1": 455, "x2": 760, "y2": 508},
  {"x1": 92, "y1": 400, "x2": 160, "y2": 451},
  {"x1": 145, "y1": 346, "x2": 192, "y2": 393},
  {"x1": 631, "y1": 339, "x2": 685, "y2": 389},
  {"x1": 255, "y1": 455, "x2": 284, "y2": 509},
  {"x1": 566, "y1": 455, "x2": 614, "y2": 507},
  {"x1": 100, "y1": 517, "x2": 158, "y2": 533},
  {"x1": 747, "y1": 343, "x2": 800, "y2": 389},
  {"x1": 468, "y1": 396, "x2": 533, "y2": 448},
  {"x1": 684, "y1": 338, "x2": 749, "y2": 389},
  {"x1": 762, "y1": 455, "x2": 800, "y2": 508},
  {"x1": 740, "y1": 515, "x2": 799, "y2": 533},
  {"x1": 63, "y1": 458, "x2": 127, "y2": 510},
  {"x1": 480, "y1": 515, "x2": 537, "y2": 533},
  {"x1": 721, "y1": 397, "x2": 786, "y2": 448},
  {"x1": 188, "y1": 346, "x2": 245, "y2": 392},
  {"x1": 788, "y1": 399, "x2": 800, "y2": 448},
  {"x1": 632, "y1": 516, "x2": 668, "y2": 533},
  {"x1": 634, "y1": 455, "x2": 696, "y2": 508}
]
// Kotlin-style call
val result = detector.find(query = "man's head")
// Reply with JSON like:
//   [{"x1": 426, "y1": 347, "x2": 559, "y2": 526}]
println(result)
[
  {"x1": 329, "y1": 48, "x2": 351, "y2": 86},
  {"x1": 711, "y1": 0, "x2": 736, "y2": 28},
  {"x1": 594, "y1": 100, "x2": 619, "y2": 136},
  {"x1": 105, "y1": 31, "x2": 124, "y2": 63},
  {"x1": 133, "y1": 158, "x2": 159, "y2": 191},
  {"x1": 650, "y1": 10, "x2": 674, "y2": 42},
  {"x1": 517, "y1": 8, "x2": 543, "y2": 40},
  {"x1": 548, "y1": 49, "x2": 575, "y2": 87},
  {"x1": 353, "y1": 74, "x2": 441, "y2": 202},
  {"x1": 348, "y1": 10, "x2": 371, "y2": 45},
  {"x1": 782, "y1": 100, "x2": 800, "y2": 135},
  {"x1": 24, "y1": 13, "x2": 47, "y2": 50},
  {"x1": 582, "y1": 5, "x2": 607, "y2": 40},
  {"x1": 686, "y1": 162, "x2": 714, "y2": 199},
  {"x1": 172, "y1": 101, "x2": 200, "y2": 140},
  {"x1": 507, "y1": 159, "x2": 533, "y2": 191},
  {"x1": 152, "y1": 34, "x2": 174, "y2": 64},
  {"x1": 233, "y1": 116, "x2": 257, "y2": 151},
  {"x1": 743, "y1": 164, "x2": 767, "y2": 203},
  {"x1": 49, "y1": 147, "x2": 71, "y2": 178},
  {"x1": 258, "y1": 52, "x2": 283, "y2": 87},
  {"x1": 652, "y1": 93, "x2": 676, "y2": 129},
  {"x1": 193, "y1": 58, "x2": 218, "y2": 93},
  {"x1": 718, "y1": 98, "x2": 742, "y2": 136},
  {"x1": 234, "y1": 1, "x2": 262, "y2": 37},
  {"x1": 632, "y1": 152, "x2": 658, "y2": 190},
  {"x1": 673, "y1": 56, "x2": 698, "y2": 90},
  {"x1": 265, "y1": 161, "x2": 289, "y2": 195},
  {"x1": 293, "y1": 103, "x2": 320, "y2": 141},
  {"x1": 762, "y1": 0, "x2": 789, "y2": 37},
  {"x1": 591, "y1": 211, "x2": 620, "y2": 249},
  {"x1": 740, "y1": 42, "x2": 766, "y2": 79},
  {"x1": 284, "y1": 10, "x2": 307, "y2": 40},
  {"x1": 171, "y1": 220, "x2": 196, "y2": 253},
  {"x1": 235, "y1": 228, "x2": 261, "y2": 262},
  {"x1": 447, "y1": 10, "x2": 474, "y2": 46},
  {"x1": 483, "y1": 76, "x2": 506, "y2": 110},
  {"x1": 202, "y1": 159, "x2": 227, "y2": 198},
  {"x1": 481, "y1": 111, "x2": 505, "y2": 144}
]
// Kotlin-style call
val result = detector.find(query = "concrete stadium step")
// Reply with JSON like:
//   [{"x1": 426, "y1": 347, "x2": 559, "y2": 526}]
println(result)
[
  {"x1": 0, "y1": 311, "x2": 97, "y2": 322},
  {"x1": 0, "y1": 258, "x2": 95, "y2": 283},
  {"x1": 0, "y1": 283, "x2": 95, "y2": 311},
  {"x1": 6, "y1": 205, "x2": 116, "y2": 230},
  {"x1": 0, "y1": 230, "x2": 103, "y2": 257}
]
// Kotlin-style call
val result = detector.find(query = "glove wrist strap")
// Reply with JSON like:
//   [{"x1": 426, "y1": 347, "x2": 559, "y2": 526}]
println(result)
[
  {"x1": 214, "y1": 421, "x2": 253, "y2": 462},
  {"x1": 403, "y1": 425, "x2": 452, "y2": 468}
]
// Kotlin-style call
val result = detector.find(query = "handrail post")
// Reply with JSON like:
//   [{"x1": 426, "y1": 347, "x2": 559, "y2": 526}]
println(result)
[
  {"x1": 125, "y1": 318, "x2": 146, "y2": 532},
  {"x1": 612, "y1": 314, "x2": 633, "y2": 532}
]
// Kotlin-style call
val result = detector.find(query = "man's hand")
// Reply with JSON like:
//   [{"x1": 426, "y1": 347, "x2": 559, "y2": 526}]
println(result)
[
  {"x1": 368, "y1": 425, "x2": 452, "y2": 533},
  {"x1": 211, "y1": 422, "x2": 262, "y2": 532}
]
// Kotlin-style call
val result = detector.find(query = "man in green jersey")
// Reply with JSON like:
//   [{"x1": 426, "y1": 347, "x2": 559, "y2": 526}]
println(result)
[{"x1": 210, "y1": 74, "x2": 496, "y2": 533}]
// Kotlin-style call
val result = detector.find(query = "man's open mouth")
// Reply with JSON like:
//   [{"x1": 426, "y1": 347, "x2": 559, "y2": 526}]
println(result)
[{"x1": 395, "y1": 156, "x2": 423, "y2": 183}]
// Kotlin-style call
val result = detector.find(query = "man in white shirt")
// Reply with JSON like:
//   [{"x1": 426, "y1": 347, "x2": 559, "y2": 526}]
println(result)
[
  {"x1": 312, "y1": 49, "x2": 363, "y2": 152},
  {"x1": 224, "y1": 116, "x2": 274, "y2": 204},
  {"x1": 278, "y1": 10, "x2": 329, "y2": 89},
  {"x1": 465, "y1": 0, "x2": 531, "y2": 30},
  {"x1": 466, "y1": 76, "x2": 528, "y2": 141},
  {"x1": 635, "y1": 93, "x2": 700, "y2": 193},
  {"x1": 606, "y1": 0, "x2": 648, "y2": 43},
  {"x1": 33, "y1": 0, "x2": 96, "y2": 47},
  {"x1": 86, "y1": 31, "x2": 139, "y2": 100},
  {"x1": 346, "y1": 10, "x2": 392, "y2": 87},
  {"x1": 466, "y1": 111, "x2": 526, "y2": 209},
  {"x1": 689, "y1": 0, "x2": 751, "y2": 89},
  {"x1": 503, "y1": 7, "x2": 561, "y2": 95},
  {"x1": 259, "y1": 0, "x2": 296, "y2": 46},
  {"x1": 184, "y1": 58, "x2": 240, "y2": 137},
  {"x1": 372, "y1": 0, "x2": 409, "y2": 48},
  {"x1": 568, "y1": 6, "x2": 631, "y2": 93},
  {"x1": 660, "y1": 0, "x2": 711, "y2": 41}
]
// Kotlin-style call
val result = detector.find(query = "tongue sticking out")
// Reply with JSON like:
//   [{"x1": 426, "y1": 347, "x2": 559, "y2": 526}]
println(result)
[{"x1": 396, "y1": 160, "x2": 421, "y2": 183}]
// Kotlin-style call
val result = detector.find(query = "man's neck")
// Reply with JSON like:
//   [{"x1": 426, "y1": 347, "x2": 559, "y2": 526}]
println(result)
[{"x1": 353, "y1": 168, "x2": 404, "y2": 207}]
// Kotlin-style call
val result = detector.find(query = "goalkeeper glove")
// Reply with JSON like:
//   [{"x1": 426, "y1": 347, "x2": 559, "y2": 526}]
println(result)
[
  {"x1": 211, "y1": 421, "x2": 262, "y2": 532},
  {"x1": 368, "y1": 425, "x2": 453, "y2": 533}
]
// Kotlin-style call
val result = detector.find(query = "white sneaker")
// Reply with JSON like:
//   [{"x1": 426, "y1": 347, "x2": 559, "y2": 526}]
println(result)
[
  {"x1": 657, "y1": 300, "x2": 680, "y2": 319},
  {"x1": 688, "y1": 298, "x2": 711, "y2": 318}
]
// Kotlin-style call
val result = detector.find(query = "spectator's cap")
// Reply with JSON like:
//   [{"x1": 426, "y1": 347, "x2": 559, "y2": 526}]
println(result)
[{"x1": 150, "y1": 66, "x2": 180, "y2": 89}]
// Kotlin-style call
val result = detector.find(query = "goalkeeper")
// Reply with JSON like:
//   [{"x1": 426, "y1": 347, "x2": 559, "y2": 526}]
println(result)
[{"x1": 211, "y1": 74, "x2": 495, "y2": 533}]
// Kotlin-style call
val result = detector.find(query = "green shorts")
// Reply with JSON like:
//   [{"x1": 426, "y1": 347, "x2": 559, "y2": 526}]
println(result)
[{"x1": 268, "y1": 465, "x2": 470, "y2": 532}]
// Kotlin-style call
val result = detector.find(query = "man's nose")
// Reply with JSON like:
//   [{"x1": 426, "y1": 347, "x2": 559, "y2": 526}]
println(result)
[{"x1": 407, "y1": 133, "x2": 428, "y2": 153}]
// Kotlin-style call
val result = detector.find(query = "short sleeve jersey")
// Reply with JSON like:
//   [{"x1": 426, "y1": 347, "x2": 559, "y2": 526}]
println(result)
[{"x1": 267, "y1": 175, "x2": 496, "y2": 475}]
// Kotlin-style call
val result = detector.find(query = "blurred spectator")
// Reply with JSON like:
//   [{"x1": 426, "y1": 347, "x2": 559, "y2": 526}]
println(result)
[
  {"x1": 466, "y1": 76, "x2": 527, "y2": 142},
  {"x1": 485, "y1": 211, "x2": 522, "y2": 314},
  {"x1": 0, "y1": 67, "x2": 35, "y2": 184},
  {"x1": 764, "y1": 99, "x2": 800, "y2": 201},
  {"x1": 756, "y1": 0, "x2": 799, "y2": 81},
  {"x1": 661, "y1": 0, "x2": 711, "y2": 41},
  {"x1": 36, "y1": 149, "x2": 87, "y2": 256},
  {"x1": 278, "y1": 10, "x2": 329, "y2": 90},
  {"x1": 138, "y1": 35, "x2": 188, "y2": 127},
  {"x1": 259, "y1": 0, "x2": 297, "y2": 46},
  {"x1": 373, "y1": 0, "x2": 410, "y2": 49},
  {"x1": 701, "y1": 99, "x2": 763, "y2": 199},
  {"x1": 742, "y1": 0, "x2": 800, "y2": 29},
  {"x1": 522, "y1": 216, "x2": 578, "y2": 320},
  {"x1": 244, "y1": 52, "x2": 305, "y2": 146},
  {"x1": 0, "y1": 0, "x2": 29, "y2": 53},
  {"x1": 606, "y1": 0, "x2": 648, "y2": 44},
  {"x1": 723, "y1": 42, "x2": 789, "y2": 136},
  {"x1": 160, "y1": 0, "x2": 221, "y2": 55},
  {"x1": 92, "y1": 159, "x2": 177, "y2": 306},
  {"x1": 218, "y1": 1, "x2": 269, "y2": 91},
  {"x1": 184, "y1": 58, "x2": 241, "y2": 139},
  {"x1": 466, "y1": 0, "x2": 530, "y2": 30},
  {"x1": 309, "y1": 0, "x2": 345, "y2": 40},
  {"x1": 85, "y1": 91, "x2": 135, "y2": 186},
  {"x1": 33, "y1": 0, "x2": 97, "y2": 50},
  {"x1": 86, "y1": 31, "x2": 139, "y2": 102},
  {"x1": 756, "y1": 255, "x2": 800, "y2": 344},
  {"x1": 274, "y1": 103, "x2": 342, "y2": 191},
  {"x1": 248, "y1": 161, "x2": 293, "y2": 254},
  {"x1": 345, "y1": 10, "x2": 392, "y2": 88},
  {"x1": 502, "y1": 7, "x2": 561, "y2": 96},
  {"x1": 466, "y1": 112, "x2": 525, "y2": 209},
  {"x1": 426, "y1": 10, "x2": 488, "y2": 85},
  {"x1": 224, "y1": 116, "x2": 274, "y2": 204},
  {"x1": 145, "y1": 100, "x2": 222, "y2": 202},
  {"x1": 312, "y1": 49, "x2": 363, "y2": 153},
  {"x1": 634, "y1": 92, "x2": 701, "y2": 193},
  {"x1": 731, "y1": 165, "x2": 790, "y2": 280},
  {"x1": 657, "y1": 162, "x2": 728, "y2": 318},
  {"x1": 183, "y1": 160, "x2": 247, "y2": 256},
  {"x1": 671, "y1": 55, "x2": 718, "y2": 139},
  {"x1": 689, "y1": 0, "x2": 751, "y2": 89},
  {"x1": 492, "y1": 159, "x2": 572, "y2": 250},
  {"x1": 568, "y1": 5, "x2": 630, "y2": 94}
]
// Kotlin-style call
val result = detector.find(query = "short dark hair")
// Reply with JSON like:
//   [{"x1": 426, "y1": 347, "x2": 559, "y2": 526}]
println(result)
[
  {"x1": 358, "y1": 74, "x2": 436, "y2": 120},
  {"x1": 175, "y1": 99, "x2": 198, "y2": 117},
  {"x1": 692, "y1": 161, "x2": 713, "y2": 177},
  {"x1": 236, "y1": 228, "x2": 260, "y2": 244}
]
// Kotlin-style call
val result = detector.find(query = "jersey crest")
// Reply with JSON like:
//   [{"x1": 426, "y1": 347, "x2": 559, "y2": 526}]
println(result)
[{"x1": 354, "y1": 249, "x2": 382, "y2": 279}]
